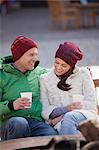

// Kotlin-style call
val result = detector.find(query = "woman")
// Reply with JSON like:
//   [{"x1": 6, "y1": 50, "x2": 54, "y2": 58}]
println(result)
[{"x1": 40, "y1": 41, "x2": 97, "y2": 135}]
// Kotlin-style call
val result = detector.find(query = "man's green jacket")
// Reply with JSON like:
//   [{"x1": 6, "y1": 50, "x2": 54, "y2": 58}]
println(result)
[{"x1": 0, "y1": 56, "x2": 47, "y2": 127}]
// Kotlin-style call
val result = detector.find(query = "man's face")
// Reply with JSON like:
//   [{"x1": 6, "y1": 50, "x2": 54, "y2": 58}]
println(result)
[{"x1": 17, "y1": 47, "x2": 38, "y2": 72}]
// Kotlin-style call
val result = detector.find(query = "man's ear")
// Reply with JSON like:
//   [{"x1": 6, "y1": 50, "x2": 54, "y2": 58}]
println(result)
[{"x1": 34, "y1": 60, "x2": 40, "y2": 69}]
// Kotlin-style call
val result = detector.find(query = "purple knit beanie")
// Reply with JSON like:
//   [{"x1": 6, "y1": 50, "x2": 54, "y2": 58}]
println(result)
[
  {"x1": 55, "y1": 42, "x2": 83, "y2": 67},
  {"x1": 11, "y1": 36, "x2": 38, "y2": 62}
]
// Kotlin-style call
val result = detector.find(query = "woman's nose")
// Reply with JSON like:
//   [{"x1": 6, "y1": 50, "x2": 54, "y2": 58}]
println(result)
[{"x1": 56, "y1": 65, "x2": 61, "y2": 70}]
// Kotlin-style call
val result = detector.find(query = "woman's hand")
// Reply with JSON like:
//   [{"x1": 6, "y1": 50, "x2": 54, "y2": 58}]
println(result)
[
  {"x1": 13, "y1": 97, "x2": 31, "y2": 110},
  {"x1": 66, "y1": 101, "x2": 83, "y2": 112},
  {"x1": 48, "y1": 115, "x2": 63, "y2": 126}
]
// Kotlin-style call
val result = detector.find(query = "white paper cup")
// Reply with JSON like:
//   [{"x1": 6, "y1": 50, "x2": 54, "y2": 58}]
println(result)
[
  {"x1": 20, "y1": 92, "x2": 32, "y2": 108},
  {"x1": 72, "y1": 94, "x2": 84, "y2": 105}
]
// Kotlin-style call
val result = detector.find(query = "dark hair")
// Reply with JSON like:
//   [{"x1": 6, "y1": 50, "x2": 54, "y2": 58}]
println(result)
[{"x1": 57, "y1": 67, "x2": 74, "y2": 91}]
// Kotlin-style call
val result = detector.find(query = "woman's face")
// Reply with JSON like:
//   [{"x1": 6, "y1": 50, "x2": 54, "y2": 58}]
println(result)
[{"x1": 54, "y1": 57, "x2": 71, "y2": 76}]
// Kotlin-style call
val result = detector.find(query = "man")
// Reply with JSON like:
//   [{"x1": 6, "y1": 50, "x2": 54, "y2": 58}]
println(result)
[{"x1": 0, "y1": 36, "x2": 57, "y2": 141}]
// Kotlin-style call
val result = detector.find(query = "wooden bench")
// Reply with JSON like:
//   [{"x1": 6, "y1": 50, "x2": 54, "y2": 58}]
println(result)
[
  {"x1": 87, "y1": 66, "x2": 99, "y2": 114},
  {"x1": 66, "y1": 1, "x2": 99, "y2": 27},
  {"x1": 0, "y1": 135, "x2": 85, "y2": 150},
  {"x1": 72, "y1": 2, "x2": 99, "y2": 27},
  {"x1": 88, "y1": 66, "x2": 99, "y2": 90},
  {"x1": 47, "y1": 0, "x2": 99, "y2": 30},
  {"x1": 47, "y1": 0, "x2": 81, "y2": 30}
]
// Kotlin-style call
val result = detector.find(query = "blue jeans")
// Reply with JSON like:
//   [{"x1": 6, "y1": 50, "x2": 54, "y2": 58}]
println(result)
[
  {"x1": 59, "y1": 111, "x2": 86, "y2": 135},
  {"x1": 1, "y1": 117, "x2": 58, "y2": 141}
]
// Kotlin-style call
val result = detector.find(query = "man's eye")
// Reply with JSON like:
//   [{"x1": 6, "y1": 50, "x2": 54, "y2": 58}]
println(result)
[
  {"x1": 55, "y1": 61, "x2": 59, "y2": 64},
  {"x1": 30, "y1": 54, "x2": 33, "y2": 57}
]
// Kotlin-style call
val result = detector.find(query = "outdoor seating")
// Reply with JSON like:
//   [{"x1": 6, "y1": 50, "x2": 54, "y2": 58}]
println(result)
[
  {"x1": 0, "y1": 134, "x2": 85, "y2": 150},
  {"x1": 71, "y1": 0, "x2": 99, "y2": 27},
  {"x1": 47, "y1": 0, "x2": 99, "y2": 30},
  {"x1": 47, "y1": 0, "x2": 80, "y2": 30}
]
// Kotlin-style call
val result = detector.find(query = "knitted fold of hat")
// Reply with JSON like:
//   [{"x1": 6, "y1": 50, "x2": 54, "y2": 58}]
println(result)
[
  {"x1": 11, "y1": 36, "x2": 38, "y2": 61},
  {"x1": 55, "y1": 42, "x2": 83, "y2": 67}
]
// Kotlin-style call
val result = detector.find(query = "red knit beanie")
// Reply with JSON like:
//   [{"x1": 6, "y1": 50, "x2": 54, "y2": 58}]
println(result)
[
  {"x1": 55, "y1": 42, "x2": 83, "y2": 67},
  {"x1": 11, "y1": 36, "x2": 38, "y2": 61}
]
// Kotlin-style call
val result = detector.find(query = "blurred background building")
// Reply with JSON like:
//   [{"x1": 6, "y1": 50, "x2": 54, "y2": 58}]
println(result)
[{"x1": 0, "y1": 0, "x2": 99, "y2": 68}]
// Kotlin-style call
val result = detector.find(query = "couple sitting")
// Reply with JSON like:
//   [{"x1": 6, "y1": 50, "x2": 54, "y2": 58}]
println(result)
[{"x1": 0, "y1": 36, "x2": 97, "y2": 141}]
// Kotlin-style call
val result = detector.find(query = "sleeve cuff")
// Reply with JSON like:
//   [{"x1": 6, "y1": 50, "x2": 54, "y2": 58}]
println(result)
[{"x1": 8, "y1": 100, "x2": 15, "y2": 111}]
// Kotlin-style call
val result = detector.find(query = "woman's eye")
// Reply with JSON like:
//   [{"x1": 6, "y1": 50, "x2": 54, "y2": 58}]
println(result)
[{"x1": 62, "y1": 65, "x2": 67, "y2": 68}]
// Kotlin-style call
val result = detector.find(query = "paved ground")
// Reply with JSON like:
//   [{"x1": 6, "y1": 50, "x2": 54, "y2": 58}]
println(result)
[{"x1": 0, "y1": 7, "x2": 99, "y2": 68}]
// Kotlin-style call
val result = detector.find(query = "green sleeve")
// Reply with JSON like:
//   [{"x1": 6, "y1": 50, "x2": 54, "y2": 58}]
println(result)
[
  {"x1": 0, "y1": 88, "x2": 11, "y2": 119},
  {"x1": 0, "y1": 70, "x2": 11, "y2": 120}
]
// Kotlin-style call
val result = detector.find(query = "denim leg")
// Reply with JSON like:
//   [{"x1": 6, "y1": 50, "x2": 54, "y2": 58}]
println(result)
[
  {"x1": 59, "y1": 111, "x2": 86, "y2": 135},
  {"x1": 1, "y1": 117, "x2": 31, "y2": 141},
  {"x1": 27, "y1": 118, "x2": 58, "y2": 136}
]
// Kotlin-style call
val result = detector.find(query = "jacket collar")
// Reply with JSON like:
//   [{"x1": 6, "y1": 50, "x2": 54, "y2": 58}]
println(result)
[{"x1": 1, "y1": 56, "x2": 39, "y2": 75}]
